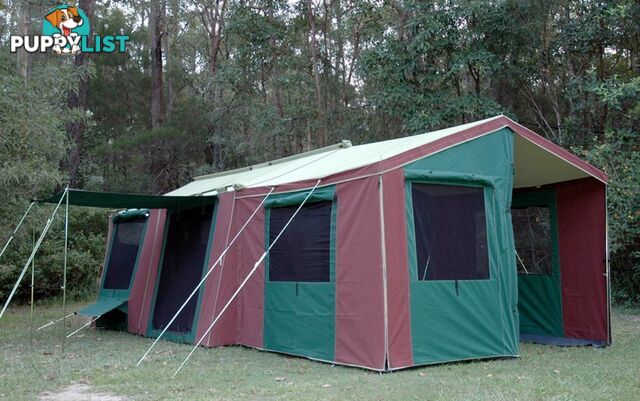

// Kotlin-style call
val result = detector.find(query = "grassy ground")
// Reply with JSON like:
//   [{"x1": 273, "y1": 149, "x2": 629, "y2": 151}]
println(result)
[{"x1": 1, "y1": 302, "x2": 639, "y2": 401}]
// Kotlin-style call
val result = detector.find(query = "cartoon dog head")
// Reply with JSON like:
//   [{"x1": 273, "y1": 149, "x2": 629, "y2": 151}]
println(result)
[{"x1": 45, "y1": 7, "x2": 83, "y2": 36}]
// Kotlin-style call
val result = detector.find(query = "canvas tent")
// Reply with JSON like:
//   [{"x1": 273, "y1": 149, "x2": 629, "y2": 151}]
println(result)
[{"x1": 55, "y1": 115, "x2": 610, "y2": 371}]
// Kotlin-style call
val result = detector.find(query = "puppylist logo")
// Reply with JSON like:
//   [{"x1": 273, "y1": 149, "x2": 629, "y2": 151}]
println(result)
[{"x1": 10, "y1": 5, "x2": 129, "y2": 55}]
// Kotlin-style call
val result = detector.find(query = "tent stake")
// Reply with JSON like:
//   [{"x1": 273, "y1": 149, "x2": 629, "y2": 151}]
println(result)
[
  {"x1": 62, "y1": 188, "x2": 69, "y2": 353},
  {"x1": 66, "y1": 315, "x2": 100, "y2": 338},
  {"x1": 0, "y1": 188, "x2": 68, "y2": 322},
  {"x1": 136, "y1": 187, "x2": 275, "y2": 367},
  {"x1": 173, "y1": 180, "x2": 321, "y2": 377},
  {"x1": 0, "y1": 202, "x2": 35, "y2": 262}
]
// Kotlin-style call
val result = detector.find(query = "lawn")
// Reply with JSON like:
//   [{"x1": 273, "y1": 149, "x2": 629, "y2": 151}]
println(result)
[{"x1": 1, "y1": 302, "x2": 639, "y2": 401}]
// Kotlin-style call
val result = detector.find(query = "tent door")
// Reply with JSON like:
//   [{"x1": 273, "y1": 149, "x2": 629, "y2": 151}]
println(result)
[
  {"x1": 512, "y1": 190, "x2": 564, "y2": 339},
  {"x1": 263, "y1": 193, "x2": 337, "y2": 362},
  {"x1": 92, "y1": 213, "x2": 149, "y2": 330},
  {"x1": 147, "y1": 204, "x2": 216, "y2": 342}
]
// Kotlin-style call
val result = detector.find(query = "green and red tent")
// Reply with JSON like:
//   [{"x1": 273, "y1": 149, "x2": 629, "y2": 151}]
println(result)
[{"x1": 70, "y1": 115, "x2": 610, "y2": 370}]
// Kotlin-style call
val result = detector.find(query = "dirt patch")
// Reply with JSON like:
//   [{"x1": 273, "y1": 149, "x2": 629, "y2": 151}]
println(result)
[{"x1": 39, "y1": 384, "x2": 129, "y2": 401}]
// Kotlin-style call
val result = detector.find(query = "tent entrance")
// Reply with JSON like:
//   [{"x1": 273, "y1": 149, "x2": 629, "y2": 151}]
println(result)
[
  {"x1": 79, "y1": 211, "x2": 149, "y2": 330},
  {"x1": 147, "y1": 204, "x2": 216, "y2": 342},
  {"x1": 512, "y1": 190, "x2": 563, "y2": 340},
  {"x1": 263, "y1": 186, "x2": 337, "y2": 362},
  {"x1": 405, "y1": 180, "x2": 505, "y2": 364}
]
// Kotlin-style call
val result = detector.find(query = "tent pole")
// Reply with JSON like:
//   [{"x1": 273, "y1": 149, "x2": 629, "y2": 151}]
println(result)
[
  {"x1": 0, "y1": 201, "x2": 35, "y2": 262},
  {"x1": 605, "y1": 189, "x2": 612, "y2": 343},
  {"x1": 30, "y1": 208, "x2": 36, "y2": 345},
  {"x1": 377, "y1": 171, "x2": 390, "y2": 369},
  {"x1": 62, "y1": 187, "x2": 69, "y2": 353},
  {"x1": 136, "y1": 187, "x2": 275, "y2": 367},
  {"x1": 173, "y1": 180, "x2": 321, "y2": 377},
  {"x1": 0, "y1": 188, "x2": 68, "y2": 322}
]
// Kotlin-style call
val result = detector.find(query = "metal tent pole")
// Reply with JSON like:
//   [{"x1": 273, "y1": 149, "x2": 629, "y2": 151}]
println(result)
[
  {"x1": 173, "y1": 180, "x2": 321, "y2": 377},
  {"x1": 136, "y1": 187, "x2": 275, "y2": 366},
  {"x1": 0, "y1": 202, "x2": 35, "y2": 261},
  {"x1": 30, "y1": 209, "x2": 36, "y2": 345},
  {"x1": 61, "y1": 188, "x2": 70, "y2": 353},
  {"x1": 0, "y1": 188, "x2": 68, "y2": 322}
]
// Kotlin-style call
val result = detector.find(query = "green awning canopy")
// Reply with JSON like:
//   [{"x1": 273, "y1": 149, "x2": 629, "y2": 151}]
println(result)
[
  {"x1": 77, "y1": 297, "x2": 128, "y2": 317},
  {"x1": 36, "y1": 189, "x2": 216, "y2": 210}
]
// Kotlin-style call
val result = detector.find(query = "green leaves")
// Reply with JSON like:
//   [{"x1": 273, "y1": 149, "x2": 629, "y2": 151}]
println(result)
[
  {"x1": 359, "y1": 0, "x2": 506, "y2": 133},
  {"x1": 0, "y1": 54, "x2": 90, "y2": 200}
]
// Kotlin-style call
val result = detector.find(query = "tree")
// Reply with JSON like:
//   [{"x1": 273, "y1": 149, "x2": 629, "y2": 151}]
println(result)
[
  {"x1": 150, "y1": 0, "x2": 165, "y2": 129},
  {"x1": 64, "y1": 0, "x2": 95, "y2": 188},
  {"x1": 2, "y1": 0, "x2": 638, "y2": 302}
]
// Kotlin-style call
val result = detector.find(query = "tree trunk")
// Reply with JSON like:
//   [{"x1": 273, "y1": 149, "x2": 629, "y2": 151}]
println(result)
[
  {"x1": 335, "y1": 0, "x2": 345, "y2": 126},
  {"x1": 202, "y1": 0, "x2": 227, "y2": 170},
  {"x1": 150, "y1": 0, "x2": 164, "y2": 129},
  {"x1": 165, "y1": 0, "x2": 178, "y2": 119},
  {"x1": 306, "y1": 0, "x2": 326, "y2": 148},
  {"x1": 16, "y1": 1, "x2": 29, "y2": 79},
  {"x1": 390, "y1": 0, "x2": 408, "y2": 41},
  {"x1": 206, "y1": 0, "x2": 227, "y2": 77},
  {"x1": 268, "y1": 3, "x2": 285, "y2": 119},
  {"x1": 64, "y1": 0, "x2": 94, "y2": 188},
  {"x1": 150, "y1": 0, "x2": 165, "y2": 192}
]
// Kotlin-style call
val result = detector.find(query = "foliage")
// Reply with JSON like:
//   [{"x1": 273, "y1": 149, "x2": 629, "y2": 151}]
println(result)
[
  {"x1": 0, "y1": 43, "x2": 101, "y2": 302},
  {"x1": 0, "y1": 0, "x2": 638, "y2": 302},
  {"x1": 581, "y1": 76, "x2": 640, "y2": 303},
  {"x1": 0, "y1": 206, "x2": 109, "y2": 303}
]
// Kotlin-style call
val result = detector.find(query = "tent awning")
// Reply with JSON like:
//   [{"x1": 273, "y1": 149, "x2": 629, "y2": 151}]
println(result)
[
  {"x1": 77, "y1": 297, "x2": 128, "y2": 317},
  {"x1": 36, "y1": 189, "x2": 216, "y2": 209}
]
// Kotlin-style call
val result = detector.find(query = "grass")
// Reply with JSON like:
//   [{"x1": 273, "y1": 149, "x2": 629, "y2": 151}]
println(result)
[{"x1": 1, "y1": 302, "x2": 639, "y2": 401}]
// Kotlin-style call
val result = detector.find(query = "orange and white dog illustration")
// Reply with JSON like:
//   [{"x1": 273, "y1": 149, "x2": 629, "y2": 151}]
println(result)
[{"x1": 45, "y1": 7, "x2": 83, "y2": 55}]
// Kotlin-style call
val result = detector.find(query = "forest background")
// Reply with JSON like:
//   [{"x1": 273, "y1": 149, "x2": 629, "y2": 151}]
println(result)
[{"x1": 0, "y1": 0, "x2": 638, "y2": 303}]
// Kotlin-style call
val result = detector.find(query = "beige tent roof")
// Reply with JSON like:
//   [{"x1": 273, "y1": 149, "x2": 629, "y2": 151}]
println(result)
[{"x1": 167, "y1": 115, "x2": 604, "y2": 196}]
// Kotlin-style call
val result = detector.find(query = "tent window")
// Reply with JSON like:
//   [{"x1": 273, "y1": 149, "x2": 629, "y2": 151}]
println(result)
[
  {"x1": 512, "y1": 206, "x2": 552, "y2": 275},
  {"x1": 152, "y1": 205, "x2": 214, "y2": 333},
  {"x1": 269, "y1": 201, "x2": 332, "y2": 282},
  {"x1": 103, "y1": 217, "x2": 146, "y2": 290},
  {"x1": 411, "y1": 183, "x2": 489, "y2": 281}
]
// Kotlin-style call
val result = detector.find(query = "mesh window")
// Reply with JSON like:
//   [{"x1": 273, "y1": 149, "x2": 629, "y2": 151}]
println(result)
[
  {"x1": 152, "y1": 205, "x2": 214, "y2": 333},
  {"x1": 269, "y1": 201, "x2": 332, "y2": 282},
  {"x1": 411, "y1": 183, "x2": 489, "y2": 281},
  {"x1": 103, "y1": 217, "x2": 146, "y2": 290},
  {"x1": 512, "y1": 206, "x2": 552, "y2": 275}
]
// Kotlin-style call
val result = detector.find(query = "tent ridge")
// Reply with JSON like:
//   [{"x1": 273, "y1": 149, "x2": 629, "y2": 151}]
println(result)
[{"x1": 192, "y1": 141, "x2": 351, "y2": 182}]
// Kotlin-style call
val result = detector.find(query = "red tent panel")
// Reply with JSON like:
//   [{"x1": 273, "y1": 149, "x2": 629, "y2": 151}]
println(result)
[
  {"x1": 235, "y1": 197, "x2": 267, "y2": 348},
  {"x1": 128, "y1": 209, "x2": 167, "y2": 335},
  {"x1": 557, "y1": 179, "x2": 609, "y2": 342},
  {"x1": 382, "y1": 169, "x2": 414, "y2": 369},
  {"x1": 196, "y1": 192, "x2": 239, "y2": 346},
  {"x1": 334, "y1": 177, "x2": 386, "y2": 369}
]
